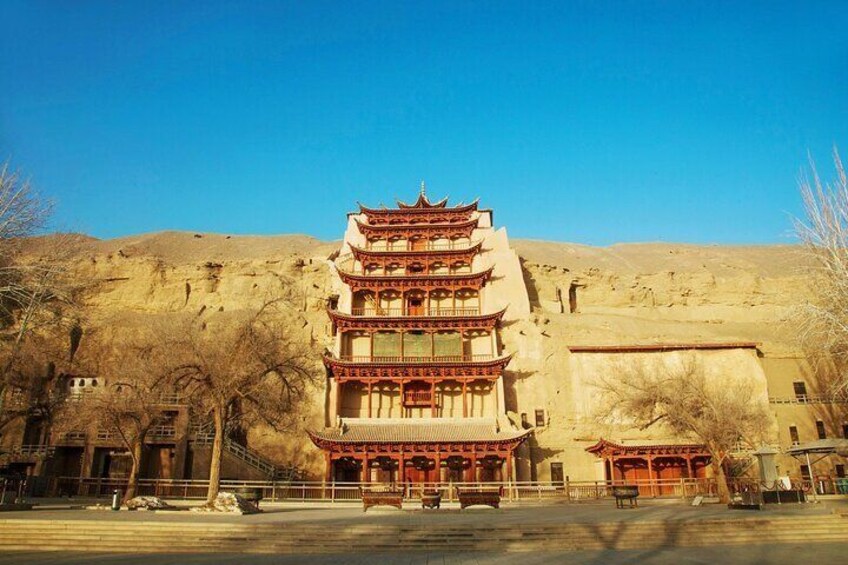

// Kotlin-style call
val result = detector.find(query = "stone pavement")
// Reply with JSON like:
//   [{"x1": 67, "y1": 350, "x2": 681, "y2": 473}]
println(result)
[
  {"x1": 14, "y1": 497, "x2": 843, "y2": 527},
  {"x1": 1, "y1": 498, "x2": 845, "y2": 563},
  {"x1": 0, "y1": 544, "x2": 845, "y2": 565}
]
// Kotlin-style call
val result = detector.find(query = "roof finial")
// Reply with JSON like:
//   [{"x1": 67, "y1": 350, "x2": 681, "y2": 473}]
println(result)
[{"x1": 420, "y1": 180, "x2": 426, "y2": 198}]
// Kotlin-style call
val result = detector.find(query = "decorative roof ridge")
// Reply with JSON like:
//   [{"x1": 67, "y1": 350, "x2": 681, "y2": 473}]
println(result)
[
  {"x1": 353, "y1": 217, "x2": 479, "y2": 231},
  {"x1": 357, "y1": 198, "x2": 479, "y2": 215},
  {"x1": 585, "y1": 437, "x2": 707, "y2": 454}
]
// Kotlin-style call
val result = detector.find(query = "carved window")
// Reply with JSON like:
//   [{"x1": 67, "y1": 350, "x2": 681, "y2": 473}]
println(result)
[
  {"x1": 793, "y1": 381, "x2": 808, "y2": 402},
  {"x1": 816, "y1": 420, "x2": 827, "y2": 440},
  {"x1": 535, "y1": 409, "x2": 546, "y2": 427}
]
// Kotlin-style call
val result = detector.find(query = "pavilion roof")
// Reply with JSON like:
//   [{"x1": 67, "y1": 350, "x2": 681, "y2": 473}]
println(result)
[
  {"x1": 308, "y1": 418, "x2": 530, "y2": 444},
  {"x1": 586, "y1": 438, "x2": 709, "y2": 457},
  {"x1": 396, "y1": 192, "x2": 450, "y2": 209}
]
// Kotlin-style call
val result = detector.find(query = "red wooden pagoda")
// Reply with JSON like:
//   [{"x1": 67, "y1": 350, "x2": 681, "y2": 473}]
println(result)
[{"x1": 309, "y1": 185, "x2": 530, "y2": 485}]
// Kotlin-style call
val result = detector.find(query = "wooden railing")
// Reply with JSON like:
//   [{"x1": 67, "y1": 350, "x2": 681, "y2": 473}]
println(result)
[
  {"x1": 338, "y1": 354, "x2": 494, "y2": 364},
  {"x1": 29, "y1": 477, "x2": 796, "y2": 502},
  {"x1": 403, "y1": 391, "x2": 433, "y2": 406},
  {"x1": 9, "y1": 445, "x2": 55, "y2": 457},
  {"x1": 149, "y1": 425, "x2": 177, "y2": 440},
  {"x1": 364, "y1": 240, "x2": 482, "y2": 252},
  {"x1": 769, "y1": 394, "x2": 848, "y2": 405},
  {"x1": 349, "y1": 307, "x2": 480, "y2": 317},
  {"x1": 336, "y1": 262, "x2": 475, "y2": 278}
]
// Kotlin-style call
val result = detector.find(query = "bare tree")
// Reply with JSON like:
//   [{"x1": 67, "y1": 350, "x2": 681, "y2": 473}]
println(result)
[
  {"x1": 57, "y1": 327, "x2": 178, "y2": 503},
  {"x1": 167, "y1": 301, "x2": 318, "y2": 504},
  {"x1": 794, "y1": 148, "x2": 848, "y2": 396},
  {"x1": 591, "y1": 354, "x2": 771, "y2": 503},
  {"x1": 0, "y1": 331, "x2": 72, "y2": 438},
  {"x1": 0, "y1": 163, "x2": 80, "y2": 433}
]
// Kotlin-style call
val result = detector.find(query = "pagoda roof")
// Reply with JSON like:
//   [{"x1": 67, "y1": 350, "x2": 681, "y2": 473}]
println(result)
[
  {"x1": 397, "y1": 191, "x2": 449, "y2": 209},
  {"x1": 349, "y1": 240, "x2": 483, "y2": 258},
  {"x1": 336, "y1": 266, "x2": 494, "y2": 290},
  {"x1": 326, "y1": 306, "x2": 506, "y2": 332},
  {"x1": 358, "y1": 199, "x2": 479, "y2": 215},
  {"x1": 308, "y1": 418, "x2": 530, "y2": 445},
  {"x1": 323, "y1": 352, "x2": 512, "y2": 381},
  {"x1": 354, "y1": 217, "x2": 479, "y2": 234},
  {"x1": 585, "y1": 438, "x2": 709, "y2": 457}
]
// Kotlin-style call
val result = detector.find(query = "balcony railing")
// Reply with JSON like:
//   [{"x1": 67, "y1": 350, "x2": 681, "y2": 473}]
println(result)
[
  {"x1": 769, "y1": 395, "x2": 848, "y2": 405},
  {"x1": 364, "y1": 240, "x2": 482, "y2": 252},
  {"x1": 336, "y1": 263, "x2": 475, "y2": 278},
  {"x1": 10, "y1": 445, "x2": 55, "y2": 457},
  {"x1": 349, "y1": 307, "x2": 480, "y2": 317},
  {"x1": 338, "y1": 354, "x2": 494, "y2": 364},
  {"x1": 149, "y1": 425, "x2": 177, "y2": 440},
  {"x1": 403, "y1": 391, "x2": 434, "y2": 407},
  {"x1": 96, "y1": 425, "x2": 177, "y2": 442},
  {"x1": 57, "y1": 431, "x2": 87, "y2": 444}
]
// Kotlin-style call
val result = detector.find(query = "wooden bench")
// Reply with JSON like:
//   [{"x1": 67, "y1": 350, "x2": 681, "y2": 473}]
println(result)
[
  {"x1": 361, "y1": 489, "x2": 404, "y2": 512},
  {"x1": 421, "y1": 490, "x2": 441, "y2": 509},
  {"x1": 457, "y1": 487, "x2": 502, "y2": 509},
  {"x1": 611, "y1": 485, "x2": 639, "y2": 509}
]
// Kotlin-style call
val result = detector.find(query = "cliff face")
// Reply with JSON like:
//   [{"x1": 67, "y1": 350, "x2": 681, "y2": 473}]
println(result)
[
  {"x1": 513, "y1": 241, "x2": 814, "y2": 355},
  {"x1": 29, "y1": 232, "x2": 814, "y2": 479},
  {"x1": 33, "y1": 232, "x2": 340, "y2": 477}
]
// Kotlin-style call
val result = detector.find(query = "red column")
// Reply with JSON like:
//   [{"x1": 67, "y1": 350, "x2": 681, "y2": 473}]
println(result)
[
  {"x1": 335, "y1": 381, "x2": 342, "y2": 419},
  {"x1": 430, "y1": 381, "x2": 436, "y2": 418},
  {"x1": 399, "y1": 380, "x2": 405, "y2": 419},
  {"x1": 462, "y1": 381, "x2": 468, "y2": 417},
  {"x1": 325, "y1": 452, "x2": 333, "y2": 483},
  {"x1": 647, "y1": 455, "x2": 656, "y2": 497},
  {"x1": 367, "y1": 382, "x2": 373, "y2": 418}
]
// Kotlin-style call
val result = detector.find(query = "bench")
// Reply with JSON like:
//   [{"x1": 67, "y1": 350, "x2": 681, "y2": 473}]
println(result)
[
  {"x1": 361, "y1": 489, "x2": 404, "y2": 512},
  {"x1": 457, "y1": 487, "x2": 502, "y2": 510},
  {"x1": 421, "y1": 490, "x2": 441, "y2": 509},
  {"x1": 611, "y1": 485, "x2": 639, "y2": 509}
]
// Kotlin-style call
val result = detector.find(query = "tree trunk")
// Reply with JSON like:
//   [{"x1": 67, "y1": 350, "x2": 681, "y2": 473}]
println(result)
[
  {"x1": 206, "y1": 405, "x2": 225, "y2": 504},
  {"x1": 123, "y1": 438, "x2": 145, "y2": 504},
  {"x1": 711, "y1": 456, "x2": 731, "y2": 504}
]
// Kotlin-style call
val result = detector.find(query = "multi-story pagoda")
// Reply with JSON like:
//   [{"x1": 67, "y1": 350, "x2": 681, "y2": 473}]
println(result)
[{"x1": 309, "y1": 185, "x2": 530, "y2": 485}]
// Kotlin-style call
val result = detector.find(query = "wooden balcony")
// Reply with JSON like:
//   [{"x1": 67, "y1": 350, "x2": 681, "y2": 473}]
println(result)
[
  {"x1": 328, "y1": 307, "x2": 506, "y2": 332},
  {"x1": 349, "y1": 307, "x2": 479, "y2": 317},
  {"x1": 362, "y1": 239, "x2": 482, "y2": 253},
  {"x1": 324, "y1": 352, "x2": 512, "y2": 382},
  {"x1": 339, "y1": 354, "x2": 494, "y2": 364},
  {"x1": 403, "y1": 390, "x2": 434, "y2": 407}
]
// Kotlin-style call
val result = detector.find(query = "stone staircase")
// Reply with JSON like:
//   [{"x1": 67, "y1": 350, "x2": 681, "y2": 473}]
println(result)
[
  {"x1": 0, "y1": 514, "x2": 845, "y2": 553},
  {"x1": 190, "y1": 424, "x2": 302, "y2": 481}
]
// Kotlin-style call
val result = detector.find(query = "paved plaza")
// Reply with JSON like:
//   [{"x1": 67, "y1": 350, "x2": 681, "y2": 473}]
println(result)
[
  {"x1": 1, "y1": 544, "x2": 847, "y2": 565},
  {"x1": 5, "y1": 496, "x2": 841, "y2": 525},
  {"x1": 0, "y1": 499, "x2": 846, "y2": 564}
]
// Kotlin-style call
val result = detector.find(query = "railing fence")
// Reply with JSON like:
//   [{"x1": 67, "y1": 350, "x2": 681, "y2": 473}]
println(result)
[{"x1": 13, "y1": 476, "x2": 844, "y2": 503}]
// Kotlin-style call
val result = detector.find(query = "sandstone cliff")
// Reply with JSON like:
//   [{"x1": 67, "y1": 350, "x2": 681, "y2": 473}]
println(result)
[{"x1": 27, "y1": 232, "x2": 813, "y2": 478}]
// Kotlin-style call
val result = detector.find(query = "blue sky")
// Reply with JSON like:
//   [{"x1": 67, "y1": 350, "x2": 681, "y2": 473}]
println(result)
[{"x1": 1, "y1": 1, "x2": 846, "y2": 245}]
